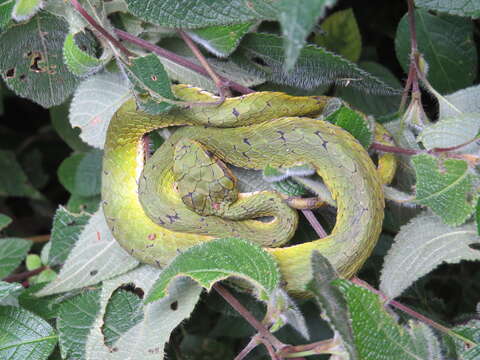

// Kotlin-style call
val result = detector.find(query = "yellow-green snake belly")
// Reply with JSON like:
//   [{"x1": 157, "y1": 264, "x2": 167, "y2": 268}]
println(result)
[{"x1": 101, "y1": 85, "x2": 384, "y2": 294}]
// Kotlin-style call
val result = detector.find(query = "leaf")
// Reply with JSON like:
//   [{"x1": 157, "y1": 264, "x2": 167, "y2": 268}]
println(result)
[
  {"x1": 66, "y1": 194, "x2": 100, "y2": 214},
  {"x1": 415, "y1": 0, "x2": 480, "y2": 19},
  {"x1": 380, "y1": 213, "x2": 480, "y2": 299},
  {"x1": 0, "y1": 0, "x2": 14, "y2": 31},
  {"x1": 412, "y1": 154, "x2": 477, "y2": 225},
  {"x1": 439, "y1": 84, "x2": 480, "y2": 119},
  {"x1": 125, "y1": 54, "x2": 175, "y2": 114},
  {"x1": 335, "y1": 61, "x2": 402, "y2": 117},
  {"x1": 70, "y1": 71, "x2": 131, "y2": 149},
  {"x1": 276, "y1": 0, "x2": 337, "y2": 71},
  {"x1": 102, "y1": 289, "x2": 144, "y2": 347},
  {"x1": 11, "y1": 0, "x2": 43, "y2": 22},
  {"x1": 325, "y1": 105, "x2": 373, "y2": 148},
  {"x1": 146, "y1": 237, "x2": 280, "y2": 303},
  {"x1": 0, "y1": 281, "x2": 23, "y2": 306},
  {"x1": 0, "y1": 150, "x2": 43, "y2": 199},
  {"x1": 187, "y1": 22, "x2": 254, "y2": 58},
  {"x1": 85, "y1": 266, "x2": 202, "y2": 360},
  {"x1": 307, "y1": 252, "x2": 358, "y2": 359},
  {"x1": 0, "y1": 12, "x2": 78, "y2": 107},
  {"x1": 395, "y1": 10, "x2": 477, "y2": 94},
  {"x1": 0, "y1": 213, "x2": 12, "y2": 231},
  {"x1": 48, "y1": 206, "x2": 91, "y2": 266},
  {"x1": 63, "y1": 32, "x2": 103, "y2": 77},
  {"x1": 17, "y1": 284, "x2": 62, "y2": 320},
  {"x1": 236, "y1": 33, "x2": 401, "y2": 94},
  {"x1": 336, "y1": 279, "x2": 443, "y2": 359},
  {"x1": 36, "y1": 209, "x2": 138, "y2": 296},
  {"x1": 57, "y1": 289, "x2": 101, "y2": 360},
  {"x1": 314, "y1": 8, "x2": 362, "y2": 62},
  {"x1": 0, "y1": 237, "x2": 32, "y2": 279},
  {"x1": 0, "y1": 306, "x2": 57, "y2": 360},
  {"x1": 418, "y1": 113, "x2": 480, "y2": 151},
  {"x1": 57, "y1": 149, "x2": 103, "y2": 197}
]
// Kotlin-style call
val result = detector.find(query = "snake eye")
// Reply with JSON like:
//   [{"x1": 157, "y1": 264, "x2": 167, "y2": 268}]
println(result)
[{"x1": 173, "y1": 182, "x2": 179, "y2": 192}]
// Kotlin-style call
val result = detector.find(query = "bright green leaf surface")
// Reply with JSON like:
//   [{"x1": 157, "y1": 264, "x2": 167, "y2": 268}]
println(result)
[
  {"x1": 415, "y1": 0, "x2": 480, "y2": 18},
  {"x1": 11, "y1": 0, "x2": 43, "y2": 21},
  {"x1": 412, "y1": 154, "x2": 477, "y2": 225},
  {"x1": 58, "y1": 149, "x2": 103, "y2": 197},
  {"x1": 188, "y1": 22, "x2": 254, "y2": 57},
  {"x1": 314, "y1": 8, "x2": 361, "y2": 62},
  {"x1": 0, "y1": 306, "x2": 57, "y2": 360},
  {"x1": 325, "y1": 106, "x2": 373, "y2": 148},
  {"x1": 0, "y1": 12, "x2": 78, "y2": 107},
  {"x1": 146, "y1": 237, "x2": 280, "y2": 303},
  {"x1": 48, "y1": 206, "x2": 91, "y2": 266},
  {"x1": 395, "y1": 10, "x2": 477, "y2": 94},
  {"x1": 26, "y1": 254, "x2": 42, "y2": 271},
  {"x1": 63, "y1": 32, "x2": 102, "y2": 77},
  {"x1": 380, "y1": 213, "x2": 480, "y2": 299},
  {"x1": 66, "y1": 194, "x2": 100, "y2": 214},
  {"x1": 126, "y1": 54, "x2": 175, "y2": 114},
  {"x1": 57, "y1": 289, "x2": 101, "y2": 360},
  {"x1": 0, "y1": 213, "x2": 12, "y2": 231},
  {"x1": 236, "y1": 33, "x2": 401, "y2": 94},
  {"x1": 0, "y1": 237, "x2": 32, "y2": 279},
  {"x1": 0, "y1": 150, "x2": 42, "y2": 199},
  {"x1": 0, "y1": 0, "x2": 14, "y2": 30}
]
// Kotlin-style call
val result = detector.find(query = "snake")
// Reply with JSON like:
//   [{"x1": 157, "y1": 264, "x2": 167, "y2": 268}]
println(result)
[{"x1": 101, "y1": 85, "x2": 385, "y2": 294}]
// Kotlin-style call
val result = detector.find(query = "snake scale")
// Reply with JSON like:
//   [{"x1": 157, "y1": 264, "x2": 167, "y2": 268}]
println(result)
[{"x1": 102, "y1": 85, "x2": 384, "y2": 294}]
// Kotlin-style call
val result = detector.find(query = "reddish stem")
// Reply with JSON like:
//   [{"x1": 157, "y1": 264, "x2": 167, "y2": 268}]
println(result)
[{"x1": 3, "y1": 266, "x2": 47, "y2": 283}]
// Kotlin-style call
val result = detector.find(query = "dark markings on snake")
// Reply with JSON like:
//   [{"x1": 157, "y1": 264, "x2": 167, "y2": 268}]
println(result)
[
  {"x1": 232, "y1": 108, "x2": 240, "y2": 117},
  {"x1": 242, "y1": 152, "x2": 250, "y2": 159},
  {"x1": 277, "y1": 130, "x2": 286, "y2": 142},
  {"x1": 243, "y1": 138, "x2": 251, "y2": 146},
  {"x1": 314, "y1": 131, "x2": 329, "y2": 150},
  {"x1": 167, "y1": 213, "x2": 180, "y2": 224}
]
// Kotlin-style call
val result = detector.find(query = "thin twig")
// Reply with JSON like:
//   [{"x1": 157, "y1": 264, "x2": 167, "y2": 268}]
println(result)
[
  {"x1": 178, "y1": 30, "x2": 232, "y2": 98},
  {"x1": 70, "y1": 0, "x2": 134, "y2": 57},
  {"x1": 25, "y1": 234, "x2": 50, "y2": 243},
  {"x1": 3, "y1": 266, "x2": 47, "y2": 283},
  {"x1": 234, "y1": 336, "x2": 261, "y2": 360},
  {"x1": 301, "y1": 210, "x2": 328, "y2": 238}
]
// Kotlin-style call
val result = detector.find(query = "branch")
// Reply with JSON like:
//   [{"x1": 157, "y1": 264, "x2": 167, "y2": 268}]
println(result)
[{"x1": 3, "y1": 266, "x2": 47, "y2": 283}]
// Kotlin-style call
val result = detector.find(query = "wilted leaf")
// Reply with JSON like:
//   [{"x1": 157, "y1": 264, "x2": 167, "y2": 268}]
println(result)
[{"x1": 380, "y1": 213, "x2": 480, "y2": 299}]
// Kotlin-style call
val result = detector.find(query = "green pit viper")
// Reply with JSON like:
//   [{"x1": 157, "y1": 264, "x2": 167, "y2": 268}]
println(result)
[{"x1": 102, "y1": 84, "x2": 390, "y2": 294}]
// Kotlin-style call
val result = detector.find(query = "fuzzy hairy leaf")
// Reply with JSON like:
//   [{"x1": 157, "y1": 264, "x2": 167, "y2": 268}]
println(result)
[
  {"x1": 0, "y1": 237, "x2": 32, "y2": 279},
  {"x1": 395, "y1": 10, "x2": 477, "y2": 94},
  {"x1": 70, "y1": 71, "x2": 131, "y2": 149},
  {"x1": 380, "y1": 213, "x2": 480, "y2": 299},
  {"x1": 0, "y1": 281, "x2": 23, "y2": 306},
  {"x1": 0, "y1": 12, "x2": 78, "y2": 107},
  {"x1": 236, "y1": 33, "x2": 401, "y2": 94},
  {"x1": 85, "y1": 266, "x2": 202, "y2": 360},
  {"x1": 57, "y1": 289, "x2": 101, "y2": 360},
  {"x1": 308, "y1": 252, "x2": 358, "y2": 359},
  {"x1": 36, "y1": 209, "x2": 138, "y2": 296},
  {"x1": 415, "y1": 0, "x2": 480, "y2": 18},
  {"x1": 146, "y1": 237, "x2": 280, "y2": 303},
  {"x1": 439, "y1": 84, "x2": 480, "y2": 119},
  {"x1": 336, "y1": 279, "x2": 443, "y2": 359},
  {"x1": 48, "y1": 206, "x2": 91, "y2": 266},
  {"x1": 0, "y1": 306, "x2": 57, "y2": 360},
  {"x1": 325, "y1": 105, "x2": 373, "y2": 148},
  {"x1": 11, "y1": 0, "x2": 43, "y2": 21},
  {"x1": 412, "y1": 154, "x2": 477, "y2": 225},
  {"x1": 63, "y1": 32, "x2": 102, "y2": 77}
]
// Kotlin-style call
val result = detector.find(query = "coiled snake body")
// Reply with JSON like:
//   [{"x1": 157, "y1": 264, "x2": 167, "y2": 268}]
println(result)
[{"x1": 102, "y1": 85, "x2": 384, "y2": 293}]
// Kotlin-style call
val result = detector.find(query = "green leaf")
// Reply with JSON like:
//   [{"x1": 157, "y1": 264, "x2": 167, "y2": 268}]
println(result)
[
  {"x1": 415, "y1": 0, "x2": 480, "y2": 19},
  {"x1": 0, "y1": 281, "x2": 23, "y2": 306},
  {"x1": 36, "y1": 210, "x2": 138, "y2": 296},
  {"x1": 236, "y1": 33, "x2": 401, "y2": 94},
  {"x1": 188, "y1": 22, "x2": 254, "y2": 57},
  {"x1": 0, "y1": 213, "x2": 12, "y2": 231},
  {"x1": 0, "y1": 12, "x2": 78, "y2": 107},
  {"x1": 48, "y1": 206, "x2": 91, "y2": 266},
  {"x1": 125, "y1": 54, "x2": 175, "y2": 115},
  {"x1": 395, "y1": 10, "x2": 477, "y2": 94},
  {"x1": 0, "y1": 0, "x2": 14, "y2": 31},
  {"x1": 102, "y1": 289, "x2": 144, "y2": 347},
  {"x1": 412, "y1": 154, "x2": 477, "y2": 225},
  {"x1": 26, "y1": 254, "x2": 42, "y2": 271},
  {"x1": 18, "y1": 284, "x2": 62, "y2": 320},
  {"x1": 63, "y1": 32, "x2": 102, "y2": 77},
  {"x1": 439, "y1": 84, "x2": 480, "y2": 119},
  {"x1": 57, "y1": 149, "x2": 103, "y2": 197},
  {"x1": 57, "y1": 289, "x2": 101, "y2": 360},
  {"x1": 314, "y1": 8, "x2": 362, "y2": 62},
  {"x1": 69, "y1": 71, "x2": 130, "y2": 149},
  {"x1": 146, "y1": 237, "x2": 280, "y2": 303},
  {"x1": 336, "y1": 279, "x2": 442, "y2": 360},
  {"x1": 417, "y1": 113, "x2": 480, "y2": 151},
  {"x1": 335, "y1": 61, "x2": 402, "y2": 117},
  {"x1": 276, "y1": 0, "x2": 337, "y2": 71},
  {"x1": 325, "y1": 106, "x2": 373, "y2": 148},
  {"x1": 11, "y1": 0, "x2": 43, "y2": 22},
  {"x1": 84, "y1": 266, "x2": 201, "y2": 359},
  {"x1": 0, "y1": 237, "x2": 32, "y2": 279},
  {"x1": 307, "y1": 252, "x2": 358, "y2": 359},
  {"x1": 380, "y1": 213, "x2": 480, "y2": 299},
  {"x1": 0, "y1": 150, "x2": 43, "y2": 199},
  {"x1": 0, "y1": 306, "x2": 57, "y2": 359},
  {"x1": 66, "y1": 194, "x2": 100, "y2": 214}
]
